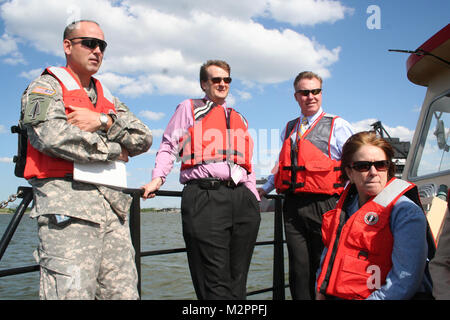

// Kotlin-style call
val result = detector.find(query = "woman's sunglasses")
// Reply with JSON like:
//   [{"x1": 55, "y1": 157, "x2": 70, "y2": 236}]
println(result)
[
  {"x1": 349, "y1": 160, "x2": 390, "y2": 172},
  {"x1": 69, "y1": 37, "x2": 107, "y2": 53}
]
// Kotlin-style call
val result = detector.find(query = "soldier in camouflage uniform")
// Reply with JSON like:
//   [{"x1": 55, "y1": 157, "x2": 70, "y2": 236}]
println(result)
[{"x1": 20, "y1": 20, "x2": 152, "y2": 299}]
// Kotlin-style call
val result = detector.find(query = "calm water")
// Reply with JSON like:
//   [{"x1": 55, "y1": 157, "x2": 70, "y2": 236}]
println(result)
[{"x1": 0, "y1": 211, "x2": 290, "y2": 300}]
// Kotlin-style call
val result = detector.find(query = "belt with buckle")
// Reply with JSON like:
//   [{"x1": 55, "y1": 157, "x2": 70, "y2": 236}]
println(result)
[{"x1": 186, "y1": 178, "x2": 240, "y2": 190}]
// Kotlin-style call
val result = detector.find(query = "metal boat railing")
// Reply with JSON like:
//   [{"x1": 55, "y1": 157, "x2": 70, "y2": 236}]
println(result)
[{"x1": 0, "y1": 186, "x2": 286, "y2": 299}]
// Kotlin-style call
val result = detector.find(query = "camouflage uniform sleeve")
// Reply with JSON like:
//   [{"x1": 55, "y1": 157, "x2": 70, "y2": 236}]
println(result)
[
  {"x1": 21, "y1": 74, "x2": 122, "y2": 163},
  {"x1": 106, "y1": 97, "x2": 153, "y2": 157}
]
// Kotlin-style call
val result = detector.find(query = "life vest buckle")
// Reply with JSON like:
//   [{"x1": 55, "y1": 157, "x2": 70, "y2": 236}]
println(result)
[{"x1": 358, "y1": 250, "x2": 369, "y2": 261}]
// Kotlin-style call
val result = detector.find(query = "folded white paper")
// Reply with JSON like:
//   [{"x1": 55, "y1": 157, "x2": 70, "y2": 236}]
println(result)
[{"x1": 73, "y1": 160, "x2": 127, "y2": 189}]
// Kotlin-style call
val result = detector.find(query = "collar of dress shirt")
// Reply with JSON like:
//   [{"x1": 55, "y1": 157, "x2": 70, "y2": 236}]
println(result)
[
  {"x1": 302, "y1": 107, "x2": 323, "y2": 125},
  {"x1": 204, "y1": 95, "x2": 227, "y2": 108}
]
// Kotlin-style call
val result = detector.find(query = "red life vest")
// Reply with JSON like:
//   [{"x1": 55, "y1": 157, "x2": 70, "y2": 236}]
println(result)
[
  {"x1": 316, "y1": 178, "x2": 419, "y2": 300},
  {"x1": 24, "y1": 66, "x2": 116, "y2": 180},
  {"x1": 178, "y1": 99, "x2": 253, "y2": 173},
  {"x1": 274, "y1": 112, "x2": 344, "y2": 195}
]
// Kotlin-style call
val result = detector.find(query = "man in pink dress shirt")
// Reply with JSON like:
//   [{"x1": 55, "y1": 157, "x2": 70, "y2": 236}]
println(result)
[{"x1": 141, "y1": 60, "x2": 260, "y2": 299}]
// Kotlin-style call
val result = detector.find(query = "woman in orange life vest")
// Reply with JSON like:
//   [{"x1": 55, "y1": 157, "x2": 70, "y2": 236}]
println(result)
[{"x1": 316, "y1": 131, "x2": 434, "y2": 300}]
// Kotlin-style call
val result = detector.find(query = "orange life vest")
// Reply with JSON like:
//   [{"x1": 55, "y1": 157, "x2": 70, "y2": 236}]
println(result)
[
  {"x1": 274, "y1": 112, "x2": 344, "y2": 195},
  {"x1": 178, "y1": 99, "x2": 253, "y2": 173},
  {"x1": 316, "y1": 178, "x2": 420, "y2": 300},
  {"x1": 24, "y1": 66, "x2": 116, "y2": 180}
]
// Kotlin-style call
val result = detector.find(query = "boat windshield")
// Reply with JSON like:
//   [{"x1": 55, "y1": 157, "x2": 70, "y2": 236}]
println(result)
[{"x1": 410, "y1": 90, "x2": 450, "y2": 178}]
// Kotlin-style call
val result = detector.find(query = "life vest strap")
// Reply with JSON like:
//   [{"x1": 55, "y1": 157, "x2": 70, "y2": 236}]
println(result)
[
  {"x1": 282, "y1": 165, "x2": 341, "y2": 172},
  {"x1": 217, "y1": 149, "x2": 245, "y2": 157},
  {"x1": 282, "y1": 180, "x2": 305, "y2": 188},
  {"x1": 373, "y1": 179, "x2": 412, "y2": 207},
  {"x1": 282, "y1": 165, "x2": 306, "y2": 172}
]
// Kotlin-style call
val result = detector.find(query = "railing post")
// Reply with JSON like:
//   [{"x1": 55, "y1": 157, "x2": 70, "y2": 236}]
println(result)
[
  {"x1": 128, "y1": 190, "x2": 142, "y2": 298},
  {"x1": 0, "y1": 187, "x2": 33, "y2": 262},
  {"x1": 272, "y1": 196, "x2": 285, "y2": 300}
]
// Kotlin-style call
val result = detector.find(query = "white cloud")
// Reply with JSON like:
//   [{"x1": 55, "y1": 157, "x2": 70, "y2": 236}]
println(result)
[
  {"x1": 150, "y1": 128, "x2": 164, "y2": 138},
  {"x1": 0, "y1": 33, "x2": 17, "y2": 55},
  {"x1": 19, "y1": 68, "x2": 42, "y2": 80},
  {"x1": 139, "y1": 110, "x2": 165, "y2": 121},
  {"x1": 351, "y1": 118, "x2": 378, "y2": 133},
  {"x1": 95, "y1": 72, "x2": 134, "y2": 93},
  {"x1": 385, "y1": 125, "x2": 415, "y2": 142},
  {"x1": 351, "y1": 118, "x2": 415, "y2": 142},
  {"x1": 267, "y1": 0, "x2": 354, "y2": 26},
  {"x1": 152, "y1": 129, "x2": 164, "y2": 138},
  {"x1": 0, "y1": 124, "x2": 6, "y2": 133},
  {"x1": 0, "y1": 157, "x2": 12, "y2": 163},
  {"x1": 118, "y1": 76, "x2": 154, "y2": 97},
  {"x1": 0, "y1": 33, "x2": 24, "y2": 64},
  {"x1": 236, "y1": 90, "x2": 252, "y2": 101},
  {"x1": 146, "y1": 74, "x2": 202, "y2": 97},
  {"x1": 226, "y1": 93, "x2": 236, "y2": 108},
  {"x1": 97, "y1": 71, "x2": 201, "y2": 97},
  {"x1": 1, "y1": 0, "x2": 351, "y2": 96},
  {"x1": 122, "y1": 0, "x2": 353, "y2": 26}
]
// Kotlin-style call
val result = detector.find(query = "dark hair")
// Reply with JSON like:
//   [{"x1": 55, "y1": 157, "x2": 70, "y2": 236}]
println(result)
[
  {"x1": 63, "y1": 20, "x2": 100, "y2": 40},
  {"x1": 199, "y1": 60, "x2": 231, "y2": 86},
  {"x1": 293, "y1": 71, "x2": 322, "y2": 89},
  {"x1": 340, "y1": 131, "x2": 396, "y2": 181}
]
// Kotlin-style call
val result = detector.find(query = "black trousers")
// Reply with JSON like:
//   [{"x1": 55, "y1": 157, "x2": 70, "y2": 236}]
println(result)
[
  {"x1": 181, "y1": 183, "x2": 261, "y2": 299},
  {"x1": 283, "y1": 193, "x2": 339, "y2": 300}
]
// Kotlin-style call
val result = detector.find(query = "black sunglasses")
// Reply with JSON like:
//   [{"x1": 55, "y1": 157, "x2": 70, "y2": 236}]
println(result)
[
  {"x1": 69, "y1": 37, "x2": 107, "y2": 53},
  {"x1": 296, "y1": 88, "x2": 322, "y2": 96},
  {"x1": 210, "y1": 77, "x2": 232, "y2": 84},
  {"x1": 350, "y1": 160, "x2": 390, "y2": 172}
]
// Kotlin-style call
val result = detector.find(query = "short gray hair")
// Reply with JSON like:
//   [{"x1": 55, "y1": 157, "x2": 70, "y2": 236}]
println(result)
[{"x1": 63, "y1": 20, "x2": 100, "y2": 40}]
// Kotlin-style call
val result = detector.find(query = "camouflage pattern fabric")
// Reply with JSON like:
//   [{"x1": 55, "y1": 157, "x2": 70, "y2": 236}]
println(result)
[
  {"x1": 21, "y1": 71, "x2": 152, "y2": 299},
  {"x1": 34, "y1": 206, "x2": 138, "y2": 300}
]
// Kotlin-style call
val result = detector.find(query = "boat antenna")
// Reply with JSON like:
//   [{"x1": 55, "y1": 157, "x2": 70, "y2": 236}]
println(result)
[{"x1": 388, "y1": 48, "x2": 450, "y2": 67}]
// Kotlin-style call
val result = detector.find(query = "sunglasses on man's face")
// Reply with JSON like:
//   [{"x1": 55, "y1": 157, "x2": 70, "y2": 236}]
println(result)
[
  {"x1": 349, "y1": 160, "x2": 390, "y2": 172},
  {"x1": 209, "y1": 77, "x2": 232, "y2": 84},
  {"x1": 69, "y1": 37, "x2": 107, "y2": 53},
  {"x1": 296, "y1": 88, "x2": 322, "y2": 96}
]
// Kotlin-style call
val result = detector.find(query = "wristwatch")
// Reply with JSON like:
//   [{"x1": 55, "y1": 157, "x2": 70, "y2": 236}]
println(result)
[{"x1": 99, "y1": 113, "x2": 109, "y2": 131}]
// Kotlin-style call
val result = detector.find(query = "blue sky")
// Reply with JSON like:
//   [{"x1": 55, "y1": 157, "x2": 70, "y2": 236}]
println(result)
[{"x1": 0, "y1": 0, "x2": 448, "y2": 208}]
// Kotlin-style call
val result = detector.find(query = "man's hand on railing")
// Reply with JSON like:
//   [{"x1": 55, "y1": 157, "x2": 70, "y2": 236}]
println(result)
[
  {"x1": 141, "y1": 177, "x2": 163, "y2": 199},
  {"x1": 257, "y1": 187, "x2": 267, "y2": 198}
]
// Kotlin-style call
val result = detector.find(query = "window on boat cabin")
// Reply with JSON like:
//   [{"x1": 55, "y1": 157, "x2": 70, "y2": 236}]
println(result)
[{"x1": 410, "y1": 90, "x2": 450, "y2": 178}]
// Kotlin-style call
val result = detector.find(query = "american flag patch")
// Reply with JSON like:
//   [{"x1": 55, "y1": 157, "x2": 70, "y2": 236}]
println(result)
[{"x1": 31, "y1": 86, "x2": 55, "y2": 96}]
